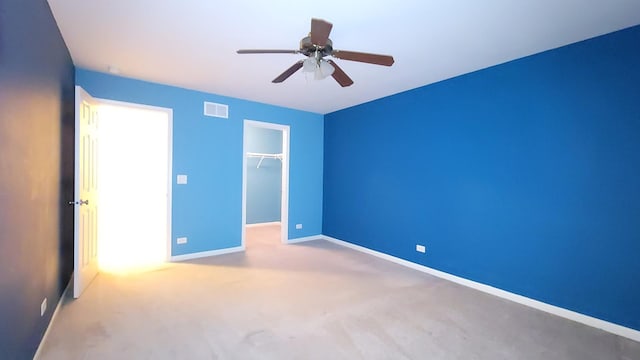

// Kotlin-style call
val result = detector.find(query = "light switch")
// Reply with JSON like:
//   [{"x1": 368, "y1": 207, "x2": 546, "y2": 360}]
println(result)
[{"x1": 177, "y1": 175, "x2": 188, "y2": 184}]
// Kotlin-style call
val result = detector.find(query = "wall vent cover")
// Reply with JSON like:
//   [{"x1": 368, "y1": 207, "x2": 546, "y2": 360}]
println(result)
[{"x1": 204, "y1": 102, "x2": 229, "y2": 119}]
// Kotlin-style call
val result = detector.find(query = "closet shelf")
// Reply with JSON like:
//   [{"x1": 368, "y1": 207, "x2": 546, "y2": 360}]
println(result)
[{"x1": 247, "y1": 152, "x2": 283, "y2": 168}]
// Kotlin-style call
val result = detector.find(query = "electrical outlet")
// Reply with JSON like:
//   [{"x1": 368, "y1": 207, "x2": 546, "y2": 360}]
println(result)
[
  {"x1": 416, "y1": 244, "x2": 426, "y2": 253},
  {"x1": 177, "y1": 237, "x2": 187, "y2": 244},
  {"x1": 295, "y1": 224, "x2": 302, "y2": 230},
  {"x1": 41, "y1": 298, "x2": 47, "y2": 317},
  {"x1": 177, "y1": 175, "x2": 188, "y2": 184}
]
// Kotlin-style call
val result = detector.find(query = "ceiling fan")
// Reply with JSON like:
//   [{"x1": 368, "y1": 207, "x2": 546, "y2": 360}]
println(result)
[{"x1": 237, "y1": 18, "x2": 395, "y2": 87}]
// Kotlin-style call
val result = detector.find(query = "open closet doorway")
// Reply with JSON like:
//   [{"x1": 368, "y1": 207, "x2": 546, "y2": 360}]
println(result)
[{"x1": 242, "y1": 120, "x2": 290, "y2": 249}]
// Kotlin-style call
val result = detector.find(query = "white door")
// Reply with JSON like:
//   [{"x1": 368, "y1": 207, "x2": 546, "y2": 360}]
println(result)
[{"x1": 73, "y1": 86, "x2": 99, "y2": 298}]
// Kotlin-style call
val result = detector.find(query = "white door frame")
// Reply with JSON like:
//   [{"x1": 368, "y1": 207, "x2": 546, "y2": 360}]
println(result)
[
  {"x1": 94, "y1": 98, "x2": 174, "y2": 261},
  {"x1": 242, "y1": 120, "x2": 290, "y2": 246}
]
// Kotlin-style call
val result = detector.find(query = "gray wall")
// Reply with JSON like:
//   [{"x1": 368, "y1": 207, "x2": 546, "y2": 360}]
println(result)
[{"x1": 0, "y1": 0, "x2": 75, "y2": 358}]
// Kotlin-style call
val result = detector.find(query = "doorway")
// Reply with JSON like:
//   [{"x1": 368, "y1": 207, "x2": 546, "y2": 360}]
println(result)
[
  {"x1": 74, "y1": 87, "x2": 173, "y2": 298},
  {"x1": 96, "y1": 101, "x2": 173, "y2": 274},
  {"x1": 242, "y1": 120, "x2": 290, "y2": 248}
]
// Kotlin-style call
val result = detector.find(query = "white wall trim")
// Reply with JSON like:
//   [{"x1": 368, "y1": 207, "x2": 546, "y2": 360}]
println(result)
[
  {"x1": 287, "y1": 235, "x2": 323, "y2": 244},
  {"x1": 170, "y1": 246, "x2": 244, "y2": 262},
  {"x1": 322, "y1": 235, "x2": 640, "y2": 342},
  {"x1": 246, "y1": 221, "x2": 281, "y2": 228},
  {"x1": 33, "y1": 276, "x2": 73, "y2": 360}
]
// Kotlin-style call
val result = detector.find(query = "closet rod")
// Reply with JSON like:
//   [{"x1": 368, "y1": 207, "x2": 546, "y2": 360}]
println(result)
[{"x1": 246, "y1": 152, "x2": 283, "y2": 168}]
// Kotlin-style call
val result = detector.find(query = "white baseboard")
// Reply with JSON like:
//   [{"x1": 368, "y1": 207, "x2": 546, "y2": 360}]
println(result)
[
  {"x1": 322, "y1": 235, "x2": 640, "y2": 342},
  {"x1": 287, "y1": 235, "x2": 323, "y2": 244},
  {"x1": 245, "y1": 221, "x2": 281, "y2": 228},
  {"x1": 170, "y1": 246, "x2": 244, "y2": 262},
  {"x1": 33, "y1": 275, "x2": 73, "y2": 360}
]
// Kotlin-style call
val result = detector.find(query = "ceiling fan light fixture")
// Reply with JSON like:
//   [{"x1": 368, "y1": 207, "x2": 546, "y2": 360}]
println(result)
[
  {"x1": 302, "y1": 57, "x2": 317, "y2": 73},
  {"x1": 314, "y1": 61, "x2": 333, "y2": 80},
  {"x1": 319, "y1": 60, "x2": 335, "y2": 77}
]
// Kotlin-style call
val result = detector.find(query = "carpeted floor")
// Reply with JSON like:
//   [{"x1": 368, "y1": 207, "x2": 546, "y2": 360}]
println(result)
[{"x1": 37, "y1": 224, "x2": 640, "y2": 359}]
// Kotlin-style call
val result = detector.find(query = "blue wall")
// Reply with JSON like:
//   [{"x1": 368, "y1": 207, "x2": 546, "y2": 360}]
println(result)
[
  {"x1": 0, "y1": 0, "x2": 76, "y2": 358},
  {"x1": 324, "y1": 25, "x2": 640, "y2": 330},
  {"x1": 246, "y1": 127, "x2": 283, "y2": 224},
  {"x1": 76, "y1": 69, "x2": 323, "y2": 255}
]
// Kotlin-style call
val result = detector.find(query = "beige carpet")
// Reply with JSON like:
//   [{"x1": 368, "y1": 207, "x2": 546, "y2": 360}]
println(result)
[{"x1": 38, "y1": 224, "x2": 639, "y2": 359}]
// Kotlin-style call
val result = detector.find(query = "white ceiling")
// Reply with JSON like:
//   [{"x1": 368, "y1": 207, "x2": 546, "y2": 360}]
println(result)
[{"x1": 47, "y1": 0, "x2": 640, "y2": 114}]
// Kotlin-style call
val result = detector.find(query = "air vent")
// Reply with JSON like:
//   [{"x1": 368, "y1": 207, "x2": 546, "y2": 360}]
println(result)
[{"x1": 204, "y1": 101, "x2": 229, "y2": 119}]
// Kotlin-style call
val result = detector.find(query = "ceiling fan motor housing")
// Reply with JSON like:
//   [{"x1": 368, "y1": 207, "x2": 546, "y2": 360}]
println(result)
[{"x1": 300, "y1": 36, "x2": 333, "y2": 57}]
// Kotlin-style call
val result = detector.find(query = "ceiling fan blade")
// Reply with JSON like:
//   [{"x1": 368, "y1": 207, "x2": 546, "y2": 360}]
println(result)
[
  {"x1": 310, "y1": 18, "x2": 333, "y2": 46},
  {"x1": 237, "y1": 49, "x2": 299, "y2": 54},
  {"x1": 327, "y1": 60, "x2": 354, "y2": 87},
  {"x1": 332, "y1": 50, "x2": 395, "y2": 66},
  {"x1": 272, "y1": 60, "x2": 304, "y2": 83}
]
